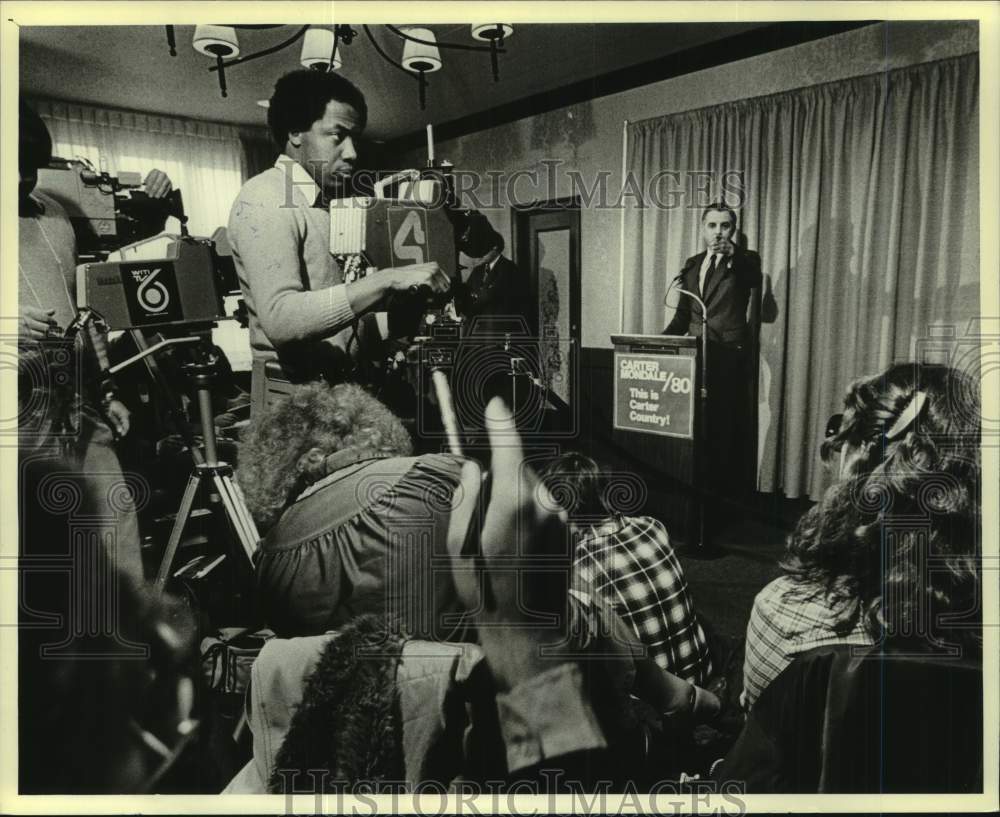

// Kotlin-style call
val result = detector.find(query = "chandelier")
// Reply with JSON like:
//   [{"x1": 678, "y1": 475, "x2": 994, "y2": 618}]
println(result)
[{"x1": 166, "y1": 23, "x2": 513, "y2": 110}]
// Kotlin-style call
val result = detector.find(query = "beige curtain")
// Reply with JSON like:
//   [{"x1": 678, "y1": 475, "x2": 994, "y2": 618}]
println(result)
[
  {"x1": 30, "y1": 98, "x2": 272, "y2": 235},
  {"x1": 32, "y1": 98, "x2": 244, "y2": 236},
  {"x1": 622, "y1": 55, "x2": 979, "y2": 499}
]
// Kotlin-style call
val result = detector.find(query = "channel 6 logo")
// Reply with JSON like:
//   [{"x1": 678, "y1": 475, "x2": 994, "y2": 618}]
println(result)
[{"x1": 121, "y1": 262, "x2": 181, "y2": 325}]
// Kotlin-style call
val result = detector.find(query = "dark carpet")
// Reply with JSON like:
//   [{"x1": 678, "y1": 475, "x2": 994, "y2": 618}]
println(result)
[{"x1": 673, "y1": 493, "x2": 810, "y2": 642}]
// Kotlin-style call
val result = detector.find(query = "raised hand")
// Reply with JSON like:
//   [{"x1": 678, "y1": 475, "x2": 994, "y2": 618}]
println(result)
[{"x1": 446, "y1": 398, "x2": 574, "y2": 690}]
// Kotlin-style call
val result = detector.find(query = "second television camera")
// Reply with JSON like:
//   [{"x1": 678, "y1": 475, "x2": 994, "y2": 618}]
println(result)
[{"x1": 38, "y1": 158, "x2": 188, "y2": 260}]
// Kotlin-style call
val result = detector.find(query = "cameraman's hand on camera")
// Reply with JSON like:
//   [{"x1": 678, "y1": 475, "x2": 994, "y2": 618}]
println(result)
[
  {"x1": 446, "y1": 397, "x2": 574, "y2": 692},
  {"x1": 20, "y1": 306, "x2": 58, "y2": 341},
  {"x1": 388, "y1": 262, "x2": 451, "y2": 296},
  {"x1": 143, "y1": 169, "x2": 173, "y2": 199},
  {"x1": 346, "y1": 262, "x2": 451, "y2": 317},
  {"x1": 103, "y1": 398, "x2": 130, "y2": 438}
]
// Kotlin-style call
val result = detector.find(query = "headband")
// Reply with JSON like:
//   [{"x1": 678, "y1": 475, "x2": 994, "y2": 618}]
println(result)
[{"x1": 884, "y1": 390, "x2": 929, "y2": 441}]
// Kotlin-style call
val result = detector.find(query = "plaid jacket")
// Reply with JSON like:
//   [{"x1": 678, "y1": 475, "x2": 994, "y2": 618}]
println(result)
[
  {"x1": 742, "y1": 575, "x2": 876, "y2": 710},
  {"x1": 572, "y1": 515, "x2": 713, "y2": 685}
]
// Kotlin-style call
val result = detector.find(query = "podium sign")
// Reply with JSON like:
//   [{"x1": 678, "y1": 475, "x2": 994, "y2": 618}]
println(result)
[{"x1": 613, "y1": 351, "x2": 695, "y2": 439}]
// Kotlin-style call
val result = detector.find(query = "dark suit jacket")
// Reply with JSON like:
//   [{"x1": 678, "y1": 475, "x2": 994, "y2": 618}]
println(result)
[
  {"x1": 663, "y1": 249, "x2": 762, "y2": 348},
  {"x1": 454, "y1": 255, "x2": 533, "y2": 335}
]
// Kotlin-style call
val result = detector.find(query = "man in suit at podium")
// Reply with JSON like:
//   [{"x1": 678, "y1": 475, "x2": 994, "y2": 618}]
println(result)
[{"x1": 664, "y1": 202, "x2": 762, "y2": 502}]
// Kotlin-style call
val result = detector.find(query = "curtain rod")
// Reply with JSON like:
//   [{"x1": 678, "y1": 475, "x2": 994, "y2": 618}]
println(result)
[
  {"x1": 626, "y1": 51, "x2": 976, "y2": 129},
  {"x1": 24, "y1": 93, "x2": 270, "y2": 137}
]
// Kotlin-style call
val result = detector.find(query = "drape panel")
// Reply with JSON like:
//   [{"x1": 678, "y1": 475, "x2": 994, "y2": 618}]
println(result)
[
  {"x1": 31, "y1": 98, "x2": 257, "y2": 237},
  {"x1": 622, "y1": 55, "x2": 979, "y2": 499}
]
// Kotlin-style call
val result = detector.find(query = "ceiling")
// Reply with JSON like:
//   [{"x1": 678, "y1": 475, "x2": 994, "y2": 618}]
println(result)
[{"x1": 19, "y1": 22, "x2": 778, "y2": 141}]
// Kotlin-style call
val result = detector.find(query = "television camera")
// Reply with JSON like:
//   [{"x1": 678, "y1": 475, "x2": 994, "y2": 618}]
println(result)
[
  {"x1": 339, "y1": 163, "x2": 550, "y2": 441},
  {"x1": 72, "y1": 222, "x2": 254, "y2": 595},
  {"x1": 39, "y1": 159, "x2": 187, "y2": 261}
]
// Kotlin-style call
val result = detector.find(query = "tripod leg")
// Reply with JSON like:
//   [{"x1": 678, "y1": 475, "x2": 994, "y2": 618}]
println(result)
[
  {"x1": 212, "y1": 473, "x2": 259, "y2": 565},
  {"x1": 155, "y1": 471, "x2": 203, "y2": 590},
  {"x1": 226, "y1": 477, "x2": 260, "y2": 547},
  {"x1": 216, "y1": 474, "x2": 258, "y2": 553}
]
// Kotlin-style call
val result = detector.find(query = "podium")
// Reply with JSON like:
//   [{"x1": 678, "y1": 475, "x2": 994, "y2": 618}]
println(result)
[{"x1": 610, "y1": 334, "x2": 708, "y2": 550}]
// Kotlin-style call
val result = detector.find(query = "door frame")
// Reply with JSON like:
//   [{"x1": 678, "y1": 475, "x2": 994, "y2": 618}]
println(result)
[
  {"x1": 510, "y1": 197, "x2": 582, "y2": 412},
  {"x1": 510, "y1": 196, "x2": 581, "y2": 340}
]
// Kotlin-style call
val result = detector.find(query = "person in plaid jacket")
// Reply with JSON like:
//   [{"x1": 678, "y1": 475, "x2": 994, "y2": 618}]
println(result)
[{"x1": 541, "y1": 452, "x2": 713, "y2": 686}]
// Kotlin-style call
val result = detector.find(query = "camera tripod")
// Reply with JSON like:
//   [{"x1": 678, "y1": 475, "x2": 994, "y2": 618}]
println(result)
[
  {"x1": 151, "y1": 351, "x2": 259, "y2": 591},
  {"x1": 107, "y1": 331, "x2": 259, "y2": 592}
]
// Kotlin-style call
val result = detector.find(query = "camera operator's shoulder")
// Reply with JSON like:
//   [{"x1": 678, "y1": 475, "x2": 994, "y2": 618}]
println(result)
[
  {"x1": 31, "y1": 189, "x2": 69, "y2": 220},
  {"x1": 228, "y1": 168, "x2": 297, "y2": 237},
  {"x1": 235, "y1": 166, "x2": 287, "y2": 205},
  {"x1": 29, "y1": 190, "x2": 76, "y2": 245}
]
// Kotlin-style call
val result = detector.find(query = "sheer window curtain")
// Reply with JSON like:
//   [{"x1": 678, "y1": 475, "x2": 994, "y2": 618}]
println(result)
[
  {"x1": 31, "y1": 98, "x2": 250, "y2": 237},
  {"x1": 621, "y1": 55, "x2": 979, "y2": 499}
]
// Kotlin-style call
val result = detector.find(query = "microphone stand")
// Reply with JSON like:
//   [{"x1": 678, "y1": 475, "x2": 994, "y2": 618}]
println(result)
[{"x1": 672, "y1": 286, "x2": 710, "y2": 552}]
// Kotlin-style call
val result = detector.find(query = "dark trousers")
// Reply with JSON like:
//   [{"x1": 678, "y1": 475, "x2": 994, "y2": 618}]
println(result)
[{"x1": 702, "y1": 341, "x2": 754, "y2": 500}]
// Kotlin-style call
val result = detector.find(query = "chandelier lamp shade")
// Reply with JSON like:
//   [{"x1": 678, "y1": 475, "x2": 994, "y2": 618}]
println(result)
[
  {"x1": 470, "y1": 23, "x2": 512, "y2": 79},
  {"x1": 399, "y1": 28, "x2": 441, "y2": 110},
  {"x1": 191, "y1": 25, "x2": 241, "y2": 97},
  {"x1": 300, "y1": 27, "x2": 342, "y2": 71},
  {"x1": 400, "y1": 28, "x2": 442, "y2": 72},
  {"x1": 166, "y1": 23, "x2": 513, "y2": 109}
]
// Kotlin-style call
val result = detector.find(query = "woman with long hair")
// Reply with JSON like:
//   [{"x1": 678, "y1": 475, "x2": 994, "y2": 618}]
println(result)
[
  {"x1": 718, "y1": 362, "x2": 982, "y2": 792},
  {"x1": 742, "y1": 362, "x2": 981, "y2": 709}
]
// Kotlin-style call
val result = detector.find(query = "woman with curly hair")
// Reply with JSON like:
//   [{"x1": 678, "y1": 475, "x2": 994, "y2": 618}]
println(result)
[
  {"x1": 741, "y1": 362, "x2": 981, "y2": 710},
  {"x1": 237, "y1": 383, "x2": 467, "y2": 639},
  {"x1": 714, "y1": 362, "x2": 983, "y2": 792}
]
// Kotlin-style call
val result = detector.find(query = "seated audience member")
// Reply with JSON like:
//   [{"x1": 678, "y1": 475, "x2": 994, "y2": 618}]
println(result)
[
  {"x1": 720, "y1": 362, "x2": 982, "y2": 791},
  {"x1": 447, "y1": 401, "x2": 719, "y2": 784},
  {"x1": 19, "y1": 459, "x2": 198, "y2": 794},
  {"x1": 227, "y1": 399, "x2": 721, "y2": 793},
  {"x1": 237, "y1": 382, "x2": 466, "y2": 640},
  {"x1": 742, "y1": 362, "x2": 981, "y2": 710},
  {"x1": 541, "y1": 452, "x2": 713, "y2": 685}
]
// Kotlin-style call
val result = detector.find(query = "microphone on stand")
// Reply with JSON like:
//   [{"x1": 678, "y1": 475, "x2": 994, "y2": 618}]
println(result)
[
  {"x1": 677, "y1": 287, "x2": 708, "y2": 388},
  {"x1": 674, "y1": 285, "x2": 711, "y2": 554},
  {"x1": 675, "y1": 288, "x2": 707, "y2": 332},
  {"x1": 663, "y1": 275, "x2": 682, "y2": 307}
]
